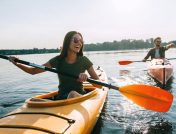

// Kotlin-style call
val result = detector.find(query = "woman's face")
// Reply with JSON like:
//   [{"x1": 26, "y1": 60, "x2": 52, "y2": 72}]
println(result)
[{"x1": 69, "y1": 33, "x2": 83, "y2": 53}]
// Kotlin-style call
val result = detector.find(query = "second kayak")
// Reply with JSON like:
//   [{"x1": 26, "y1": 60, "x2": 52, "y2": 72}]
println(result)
[{"x1": 148, "y1": 58, "x2": 173, "y2": 85}]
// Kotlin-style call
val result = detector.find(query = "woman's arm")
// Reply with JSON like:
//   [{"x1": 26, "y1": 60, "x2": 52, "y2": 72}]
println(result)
[
  {"x1": 87, "y1": 66, "x2": 102, "y2": 88},
  {"x1": 78, "y1": 66, "x2": 99, "y2": 82},
  {"x1": 87, "y1": 66, "x2": 99, "y2": 80},
  {"x1": 9, "y1": 56, "x2": 51, "y2": 75}
]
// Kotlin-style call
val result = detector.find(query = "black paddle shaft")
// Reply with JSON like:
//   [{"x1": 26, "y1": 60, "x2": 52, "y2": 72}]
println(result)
[
  {"x1": 0, "y1": 55, "x2": 119, "y2": 90},
  {"x1": 135, "y1": 58, "x2": 176, "y2": 62}
]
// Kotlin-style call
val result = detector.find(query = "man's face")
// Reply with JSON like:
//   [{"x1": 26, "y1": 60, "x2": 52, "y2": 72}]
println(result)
[{"x1": 155, "y1": 39, "x2": 161, "y2": 48}]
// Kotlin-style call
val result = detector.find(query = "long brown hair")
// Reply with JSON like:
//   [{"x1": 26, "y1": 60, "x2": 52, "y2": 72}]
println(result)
[{"x1": 59, "y1": 31, "x2": 84, "y2": 58}]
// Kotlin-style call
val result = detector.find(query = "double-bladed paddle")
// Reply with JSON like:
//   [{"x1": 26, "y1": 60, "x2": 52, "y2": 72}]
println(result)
[
  {"x1": 118, "y1": 58, "x2": 176, "y2": 65},
  {"x1": 0, "y1": 54, "x2": 173, "y2": 112}
]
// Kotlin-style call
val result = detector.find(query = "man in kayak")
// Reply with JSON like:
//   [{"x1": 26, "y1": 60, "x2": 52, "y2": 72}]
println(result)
[
  {"x1": 9, "y1": 31, "x2": 99, "y2": 100},
  {"x1": 142, "y1": 37, "x2": 175, "y2": 62}
]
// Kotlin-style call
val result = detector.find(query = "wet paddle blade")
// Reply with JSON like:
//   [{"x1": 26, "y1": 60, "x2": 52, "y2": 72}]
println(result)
[
  {"x1": 119, "y1": 84, "x2": 173, "y2": 112},
  {"x1": 118, "y1": 60, "x2": 133, "y2": 65}
]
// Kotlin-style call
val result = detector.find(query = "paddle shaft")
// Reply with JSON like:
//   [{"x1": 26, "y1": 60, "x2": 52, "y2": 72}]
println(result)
[
  {"x1": 134, "y1": 60, "x2": 150, "y2": 62},
  {"x1": 143, "y1": 58, "x2": 176, "y2": 62},
  {"x1": 0, "y1": 55, "x2": 118, "y2": 90},
  {"x1": 168, "y1": 58, "x2": 176, "y2": 60},
  {"x1": 129, "y1": 57, "x2": 176, "y2": 62},
  {"x1": 119, "y1": 58, "x2": 176, "y2": 65}
]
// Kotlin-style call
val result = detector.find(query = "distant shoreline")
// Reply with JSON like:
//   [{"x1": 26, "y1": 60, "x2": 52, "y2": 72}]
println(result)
[{"x1": 1, "y1": 39, "x2": 175, "y2": 55}]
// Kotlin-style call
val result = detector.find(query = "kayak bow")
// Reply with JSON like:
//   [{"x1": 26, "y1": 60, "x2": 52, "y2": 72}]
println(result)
[{"x1": 148, "y1": 58, "x2": 173, "y2": 85}]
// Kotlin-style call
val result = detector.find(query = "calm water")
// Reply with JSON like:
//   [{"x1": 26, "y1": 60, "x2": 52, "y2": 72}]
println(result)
[{"x1": 0, "y1": 49, "x2": 176, "y2": 134}]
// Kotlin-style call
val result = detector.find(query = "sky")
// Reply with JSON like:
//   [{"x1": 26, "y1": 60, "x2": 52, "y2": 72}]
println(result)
[{"x1": 0, "y1": 0, "x2": 176, "y2": 49}]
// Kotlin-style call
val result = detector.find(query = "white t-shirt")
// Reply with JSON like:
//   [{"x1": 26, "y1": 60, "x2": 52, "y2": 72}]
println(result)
[{"x1": 155, "y1": 49, "x2": 160, "y2": 58}]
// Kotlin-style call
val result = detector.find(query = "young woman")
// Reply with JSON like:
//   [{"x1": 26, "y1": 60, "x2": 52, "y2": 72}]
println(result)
[
  {"x1": 9, "y1": 31, "x2": 99, "y2": 100},
  {"x1": 142, "y1": 37, "x2": 175, "y2": 62}
]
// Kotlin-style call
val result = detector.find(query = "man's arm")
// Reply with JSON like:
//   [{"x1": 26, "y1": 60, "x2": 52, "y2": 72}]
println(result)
[
  {"x1": 142, "y1": 49, "x2": 152, "y2": 62},
  {"x1": 166, "y1": 43, "x2": 175, "y2": 50}
]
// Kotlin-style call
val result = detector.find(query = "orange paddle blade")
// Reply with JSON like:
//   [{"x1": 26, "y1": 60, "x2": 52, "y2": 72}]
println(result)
[
  {"x1": 119, "y1": 84, "x2": 173, "y2": 112},
  {"x1": 118, "y1": 60, "x2": 133, "y2": 65}
]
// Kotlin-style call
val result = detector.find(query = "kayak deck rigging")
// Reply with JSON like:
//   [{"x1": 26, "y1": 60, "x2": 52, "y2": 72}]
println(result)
[{"x1": 0, "y1": 112, "x2": 75, "y2": 134}]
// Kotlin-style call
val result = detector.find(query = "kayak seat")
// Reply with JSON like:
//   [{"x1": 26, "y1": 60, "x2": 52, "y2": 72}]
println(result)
[{"x1": 84, "y1": 84, "x2": 97, "y2": 92}]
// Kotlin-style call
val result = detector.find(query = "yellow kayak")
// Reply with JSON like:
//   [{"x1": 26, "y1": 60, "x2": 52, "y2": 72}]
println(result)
[{"x1": 0, "y1": 67, "x2": 108, "y2": 134}]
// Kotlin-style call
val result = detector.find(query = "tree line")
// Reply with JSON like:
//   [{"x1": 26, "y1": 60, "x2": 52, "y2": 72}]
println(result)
[
  {"x1": 0, "y1": 48, "x2": 59, "y2": 55},
  {"x1": 0, "y1": 39, "x2": 174, "y2": 55}
]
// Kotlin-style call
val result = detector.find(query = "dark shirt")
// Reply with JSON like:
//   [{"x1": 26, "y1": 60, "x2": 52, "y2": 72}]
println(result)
[
  {"x1": 144, "y1": 46, "x2": 168, "y2": 60},
  {"x1": 49, "y1": 55, "x2": 93, "y2": 99}
]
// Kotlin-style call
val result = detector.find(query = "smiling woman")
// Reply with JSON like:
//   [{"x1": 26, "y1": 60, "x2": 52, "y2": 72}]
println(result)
[{"x1": 7, "y1": 31, "x2": 100, "y2": 100}]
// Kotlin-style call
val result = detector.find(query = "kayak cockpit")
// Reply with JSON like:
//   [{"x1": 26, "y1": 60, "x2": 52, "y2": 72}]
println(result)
[{"x1": 26, "y1": 83, "x2": 99, "y2": 107}]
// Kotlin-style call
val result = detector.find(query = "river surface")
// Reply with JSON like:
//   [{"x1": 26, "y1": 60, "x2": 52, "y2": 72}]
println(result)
[{"x1": 0, "y1": 49, "x2": 176, "y2": 134}]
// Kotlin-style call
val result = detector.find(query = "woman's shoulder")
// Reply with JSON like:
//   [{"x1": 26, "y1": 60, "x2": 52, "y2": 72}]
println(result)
[
  {"x1": 49, "y1": 55, "x2": 63, "y2": 67},
  {"x1": 81, "y1": 55, "x2": 89, "y2": 59},
  {"x1": 50, "y1": 55, "x2": 62, "y2": 61},
  {"x1": 78, "y1": 55, "x2": 90, "y2": 61},
  {"x1": 78, "y1": 56, "x2": 93, "y2": 69}
]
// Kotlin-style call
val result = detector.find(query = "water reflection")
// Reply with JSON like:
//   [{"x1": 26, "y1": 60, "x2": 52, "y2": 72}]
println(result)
[
  {"x1": 93, "y1": 96, "x2": 174, "y2": 134},
  {"x1": 146, "y1": 74, "x2": 174, "y2": 92},
  {"x1": 144, "y1": 120, "x2": 173, "y2": 134},
  {"x1": 119, "y1": 70, "x2": 131, "y2": 76},
  {"x1": 156, "y1": 77, "x2": 174, "y2": 91},
  {"x1": 126, "y1": 114, "x2": 171, "y2": 133}
]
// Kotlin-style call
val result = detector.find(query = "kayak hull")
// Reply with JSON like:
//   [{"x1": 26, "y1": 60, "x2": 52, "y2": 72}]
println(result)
[
  {"x1": 148, "y1": 59, "x2": 173, "y2": 85},
  {"x1": 0, "y1": 67, "x2": 108, "y2": 134}
]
